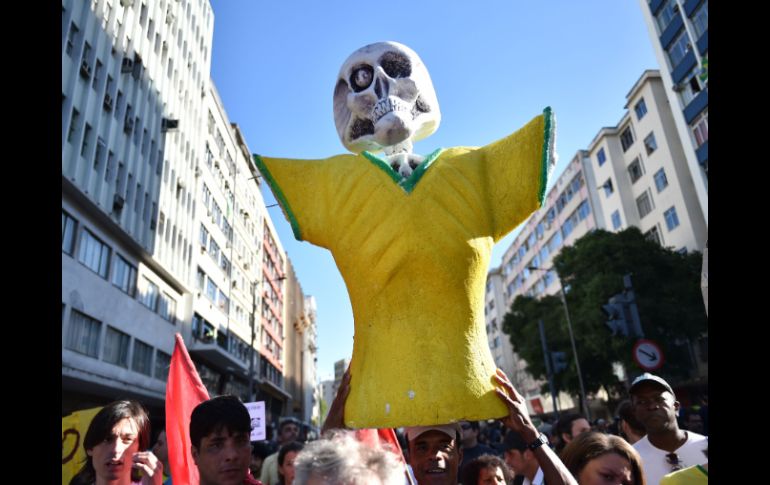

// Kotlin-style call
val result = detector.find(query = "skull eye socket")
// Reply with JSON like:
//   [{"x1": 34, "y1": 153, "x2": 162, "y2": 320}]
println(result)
[
  {"x1": 379, "y1": 51, "x2": 412, "y2": 78},
  {"x1": 350, "y1": 65, "x2": 374, "y2": 92}
]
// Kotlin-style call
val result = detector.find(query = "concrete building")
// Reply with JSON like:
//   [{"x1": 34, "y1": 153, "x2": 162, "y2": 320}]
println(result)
[
  {"x1": 62, "y1": 0, "x2": 310, "y2": 422},
  {"x1": 638, "y1": 0, "x2": 707, "y2": 223}
]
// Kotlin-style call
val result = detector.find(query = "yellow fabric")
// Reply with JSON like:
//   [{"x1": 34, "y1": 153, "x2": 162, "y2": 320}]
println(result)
[
  {"x1": 258, "y1": 111, "x2": 551, "y2": 428},
  {"x1": 62, "y1": 406, "x2": 103, "y2": 485},
  {"x1": 660, "y1": 465, "x2": 708, "y2": 485}
]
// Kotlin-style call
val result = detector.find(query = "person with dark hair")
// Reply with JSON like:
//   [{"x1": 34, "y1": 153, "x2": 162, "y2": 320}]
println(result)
[
  {"x1": 69, "y1": 400, "x2": 163, "y2": 485},
  {"x1": 560, "y1": 432, "x2": 646, "y2": 485},
  {"x1": 460, "y1": 421, "x2": 498, "y2": 471},
  {"x1": 151, "y1": 430, "x2": 173, "y2": 485},
  {"x1": 249, "y1": 441, "x2": 275, "y2": 479},
  {"x1": 277, "y1": 441, "x2": 304, "y2": 485},
  {"x1": 190, "y1": 395, "x2": 258, "y2": 485},
  {"x1": 460, "y1": 454, "x2": 514, "y2": 485},
  {"x1": 554, "y1": 413, "x2": 591, "y2": 454},
  {"x1": 614, "y1": 401, "x2": 646, "y2": 445},
  {"x1": 260, "y1": 418, "x2": 301, "y2": 485},
  {"x1": 629, "y1": 373, "x2": 707, "y2": 485}
]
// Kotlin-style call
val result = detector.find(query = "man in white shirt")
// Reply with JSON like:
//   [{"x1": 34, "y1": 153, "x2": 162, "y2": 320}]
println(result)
[{"x1": 630, "y1": 373, "x2": 707, "y2": 485}]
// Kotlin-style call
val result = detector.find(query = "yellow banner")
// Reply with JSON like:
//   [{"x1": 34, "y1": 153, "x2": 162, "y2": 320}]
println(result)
[{"x1": 62, "y1": 406, "x2": 102, "y2": 485}]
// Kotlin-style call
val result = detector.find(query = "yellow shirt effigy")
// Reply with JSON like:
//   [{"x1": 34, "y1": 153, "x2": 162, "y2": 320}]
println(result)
[{"x1": 254, "y1": 108, "x2": 554, "y2": 428}]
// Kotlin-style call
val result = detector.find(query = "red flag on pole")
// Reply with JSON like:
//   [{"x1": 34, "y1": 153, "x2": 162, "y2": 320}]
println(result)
[{"x1": 166, "y1": 333, "x2": 210, "y2": 485}]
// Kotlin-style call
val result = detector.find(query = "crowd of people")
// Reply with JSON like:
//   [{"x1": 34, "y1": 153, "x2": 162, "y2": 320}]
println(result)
[{"x1": 67, "y1": 371, "x2": 707, "y2": 485}]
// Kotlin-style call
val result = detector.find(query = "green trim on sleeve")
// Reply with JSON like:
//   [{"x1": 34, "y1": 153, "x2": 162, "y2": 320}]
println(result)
[
  {"x1": 696, "y1": 465, "x2": 708, "y2": 476},
  {"x1": 252, "y1": 154, "x2": 303, "y2": 241},
  {"x1": 539, "y1": 106, "x2": 555, "y2": 206}
]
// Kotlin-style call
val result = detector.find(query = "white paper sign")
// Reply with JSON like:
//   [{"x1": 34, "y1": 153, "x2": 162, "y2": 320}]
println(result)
[{"x1": 244, "y1": 401, "x2": 266, "y2": 441}]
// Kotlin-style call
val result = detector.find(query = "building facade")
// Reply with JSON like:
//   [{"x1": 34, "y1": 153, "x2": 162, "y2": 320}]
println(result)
[{"x1": 638, "y1": 0, "x2": 707, "y2": 222}]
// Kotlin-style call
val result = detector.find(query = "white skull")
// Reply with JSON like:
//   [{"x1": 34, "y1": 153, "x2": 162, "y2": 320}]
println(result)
[{"x1": 333, "y1": 41, "x2": 441, "y2": 154}]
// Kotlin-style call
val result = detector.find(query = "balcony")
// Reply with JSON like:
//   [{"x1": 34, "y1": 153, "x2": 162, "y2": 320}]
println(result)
[
  {"x1": 684, "y1": 88, "x2": 707, "y2": 123},
  {"x1": 189, "y1": 322, "x2": 249, "y2": 372}
]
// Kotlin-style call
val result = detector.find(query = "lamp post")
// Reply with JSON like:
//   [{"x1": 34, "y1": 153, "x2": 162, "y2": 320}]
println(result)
[{"x1": 529, "y1": 265, "x2": 590, "y2": 420}]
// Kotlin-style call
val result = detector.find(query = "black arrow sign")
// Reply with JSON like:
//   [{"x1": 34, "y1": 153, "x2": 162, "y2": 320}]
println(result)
[{"x1": 640, "y1": 348, "x2": 658, "y2": 361}]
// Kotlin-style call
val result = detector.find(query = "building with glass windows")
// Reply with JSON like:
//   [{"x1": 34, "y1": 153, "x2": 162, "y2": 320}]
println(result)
[
  {"x1": 638, "y1": 0, "x2": 707, "y2": 223},
  {"x1": 62, "y1": 0, "x2": 306, "y2": 421}
]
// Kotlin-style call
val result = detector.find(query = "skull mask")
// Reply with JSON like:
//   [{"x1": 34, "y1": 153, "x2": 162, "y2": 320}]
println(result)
[{"x1": 333, "y1": 42, "x2": 441, "y2": 155}]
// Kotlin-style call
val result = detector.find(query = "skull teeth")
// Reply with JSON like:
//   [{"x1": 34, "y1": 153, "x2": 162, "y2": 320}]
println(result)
[{"x1": 373, "y1": 97, "x2": 411, "y2": 123}]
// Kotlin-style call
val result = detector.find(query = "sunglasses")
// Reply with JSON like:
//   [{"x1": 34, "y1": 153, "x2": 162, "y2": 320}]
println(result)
[{"x1": 666, "y1": 452, "x2": 683, "y2": 472}]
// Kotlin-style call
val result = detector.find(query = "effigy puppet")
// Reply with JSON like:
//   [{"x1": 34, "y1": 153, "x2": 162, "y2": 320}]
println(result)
[{"x1": 254, "y1": 41, "x2": 555, "y2": 428}]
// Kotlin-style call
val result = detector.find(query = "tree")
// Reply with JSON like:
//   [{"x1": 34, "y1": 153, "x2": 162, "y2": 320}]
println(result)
[{"x1": 501, "y1": 228, "x2": 706, "y2": 399}]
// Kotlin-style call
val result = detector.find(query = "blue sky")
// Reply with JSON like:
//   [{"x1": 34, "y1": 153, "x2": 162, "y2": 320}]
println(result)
[{"x1": 208, "y1": 0, "x2": 658, "y2": 382}]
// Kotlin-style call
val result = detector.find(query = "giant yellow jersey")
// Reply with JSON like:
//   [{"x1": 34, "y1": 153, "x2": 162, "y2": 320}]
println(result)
[{"x1": 254, "y1": 108, "x2": 554, "y2": 428}]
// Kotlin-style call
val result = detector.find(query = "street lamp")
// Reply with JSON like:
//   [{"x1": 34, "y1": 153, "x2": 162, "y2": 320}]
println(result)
[{"x1": 528, "y1": 265, "x2": 590, "y2": 420}]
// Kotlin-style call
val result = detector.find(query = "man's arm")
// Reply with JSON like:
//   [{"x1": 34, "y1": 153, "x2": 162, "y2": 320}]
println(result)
[
  {"x1": 494, "y1": 368, "x2": 577, "y2": 485},
  {"x1": 321, "y1": 367, "x2": 351, "y2": 435}
]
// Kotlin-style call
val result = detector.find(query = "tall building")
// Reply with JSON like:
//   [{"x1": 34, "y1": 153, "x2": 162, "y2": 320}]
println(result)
[
  {"x1": 62, "y1": 0, "x2": 309, "y2": 421},
  {"x1": 485, "y1": 68, "x2": 706, "y2": 413},
  {"x1": 637, "y1": 0, "x2": 707, "y2": 223},
  {"x1": 589, "y1": 70, "x2": 706, "y2": 252}
]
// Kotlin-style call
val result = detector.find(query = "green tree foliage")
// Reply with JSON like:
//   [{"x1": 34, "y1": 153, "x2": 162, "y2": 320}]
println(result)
[{"x1": 501, "y1": 228, "x2": 706, "y2": 398}]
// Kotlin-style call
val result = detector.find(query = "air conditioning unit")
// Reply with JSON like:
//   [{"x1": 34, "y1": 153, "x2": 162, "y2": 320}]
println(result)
[
  {"x1": 214, "y1": 161, "x2": 220, "y2": 169},
  {"x1": 200, "y1": 244, "x2": 207, "y2": 252},
  {"x1": 194, "y1": 166, "x2": 202, "y2": 177},
  {"x1": 103, "y1": 93, "x2": 113, "y2": 111},
  {"x1": 113, "y1": 193, "x2": 125, "y2": 209},
  {"x1": 161, "y1": 118, "x2": 179, "y2": 132},
  {"x1": 177, "y1": 180, "x2": 186, "y2": 190},
  {"x1": 150, "y1": 218, "x2": 157, "y2": 230},
  {"x1": 121, "y1": 57, "x2": 134, "y2": 73},
  {"x1": 124, "y1": 117, "x2": 134, "y2": 134},
  {"x1": 244, "y1": 263, "x2": 250, "y2": 270},
  {"x1": 120, "y1": 0, "x2": 134, "y2": 7},
  {"x1": 224, "y1": 181, "x2": 230, "y2": 190},
  {"x1": 80, "y1": 60, "x2": 92, "y2": 79},
  {"x1": 672, "y1": 82, "x2": 684, "y2": 92},
  {"x1": 672, "y1": 3, "x2": 680, "y2": 13}
]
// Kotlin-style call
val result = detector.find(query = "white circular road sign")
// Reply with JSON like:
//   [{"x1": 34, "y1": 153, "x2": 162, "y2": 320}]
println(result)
[{"x1": 633, "y1": 339, "x2": 664, "y2": 371}]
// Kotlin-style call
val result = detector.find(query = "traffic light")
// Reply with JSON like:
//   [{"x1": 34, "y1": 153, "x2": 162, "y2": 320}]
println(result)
[
  {"x1": 551, "y1": 351, "x2": 568, "y2": 373},
  {"x1": 602, "y1": 294, "x2": 629, "y2": 337}
]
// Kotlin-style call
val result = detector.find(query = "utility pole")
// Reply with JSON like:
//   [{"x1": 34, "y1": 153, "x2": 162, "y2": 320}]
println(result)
[{"x1": 538, "y1": 319, "x2": 560, "y2": 418}]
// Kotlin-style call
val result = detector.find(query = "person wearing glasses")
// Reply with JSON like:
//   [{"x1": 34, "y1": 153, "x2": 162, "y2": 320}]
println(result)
[
  {"x1": 459, "y1": 421, "x2": 498, "y2": 472},
  {"x1": 629, "y1": 374, "x2": 707, "y2": 485}
]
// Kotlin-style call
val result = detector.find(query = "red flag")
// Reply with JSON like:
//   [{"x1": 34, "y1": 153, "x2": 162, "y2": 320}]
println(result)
[{"x1": 166, "y1": 333, "x2": 210, "y2": 485}]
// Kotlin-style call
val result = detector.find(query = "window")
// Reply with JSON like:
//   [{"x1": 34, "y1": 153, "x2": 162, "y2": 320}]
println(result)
[
  {"x1": 197, "y1": 267, "x2": 205, "y2": 290},
  {"x1": 206, "y1": 278, "x2": 218, "y2": 301},
  {"x1": 62, "y1": 211, "x2": 78, "y2": 255},
  {"x1": 691, "y1": 110, "x2": 708, "y2": 147},
  {"x1": 93, "y1": 60, "x2": 102, "y2": 90},
  {"x1": 548, "y1": 230, "x2": 562, "y2": 252},
  {"x1": 655, "y1": 0, "x2": 677, "y2": 32},
  {"x1": 654, "y1": 168, "x2": 669, "y2": 192},
  {"x1": 611, "y1": 210, "x2": 622, "y2": 230},
  {"x1": 67, "y1": 108, "x2": 80, "y2": 143},
  {"x1": 155, "y1": 350, "x2": 171, "y2": 381},
  {"x1": 692, "y1": 0, "x2": 708, "y2": 37},
  {"x1": 103, "y1": 326, "x2": 130, "y2": 367},
  {"x1": 636, "y1": 191, "x2": 654, "y2": 219},
  {"x1": 111, "y1": 255, "x2": 137, "y2": 296},
  {"x1": 67, "y1": 310, "x2": 101, "y2": 357},
  {"x1": 78, "y1": 229, "x2": 111, "y2": 278},
  {"x1": 664, "y1": 206, "x2": 680, "y2": 231},
  {"x1": 81, "y1": 123, "x2": 92, "y2": 157},
  {"x1": 577, "y1": 200, "x2": 590, "y2": 221},
  {"x1": 218, "y1": 290, "x2": 230, "y2": 313},
  {"x1": 628, "y1": 158, "x2": 644, "y2": 183},
  {"x1": 140, "y1": 277, "x2": 160, "y2": 311},
  {"x1": 66, "y1": 22, "x2": 79, "y2": 57},
  {"x1": 158, "y1": 292, "x2": 177, "y2": 323},
  {"x1": 94, "y1": 137, "x2": 106, "y2": 171},
  {"x1": 644, "y1": 133, "x2": 658, "y2": 155},
  {"x1": 620, "y1": 127, "x2": 635, "y2": 152},
  {"x1": 597, "y1": 148, "x2": 606, "y2": 166},
  {"x1": 644, "y1": 225, "x2": 662, "y2": 245},
  {"x1": 634, "y1": 98, "x2": 648, "y2": 120},
  {"x1": 667, "y1": 31, "x2": 690, "y2": 68},
  {"x1": 603, "y1": 178, "x2": 614, "y2": 197},
  {"x1": 132, "y1": 339, "x2": 153, "y2": 376}
]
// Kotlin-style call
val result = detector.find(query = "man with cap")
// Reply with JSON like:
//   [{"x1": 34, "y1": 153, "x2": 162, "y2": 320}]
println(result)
[
  {"x1": 404, "y1": 423, "x2": 464, "y2": 485},
  {"x1": 630, "y1": 373, "x2": 707, "y2": 485}
]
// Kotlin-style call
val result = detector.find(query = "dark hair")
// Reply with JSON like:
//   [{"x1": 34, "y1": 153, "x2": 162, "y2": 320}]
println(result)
[
  {"x1": 555, "y1": 413, "x2": 587, "y2": 452},
  {"x1": 460, "y1": 454, "x2": 514, "y2": 485},
  {"x1": 616, "y1": 400, "x2": 645, "y2": 436},
  {"x1": 70, "y1": 400, "x2": 151, "y2": 485},
  {"x1": 278, "y1": 441, "x2": 305, "y2": 467},
  {"x1": 252, "y1": 440, "x2": 276, "y2": 459},
  {"x1": 560, "y1": 432, "x2": 646, "y2": 485},
  {"x1": 190, "y1": 395, "x2": 251, "y2": 449},
  {"x1": 279, "y1": 417, "x2": 300, "y2": 433}
]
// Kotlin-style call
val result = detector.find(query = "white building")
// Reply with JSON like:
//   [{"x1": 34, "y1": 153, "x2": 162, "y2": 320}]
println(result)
[{"x1": 637, "y1": 0, "x2": 707, "y2": 223}]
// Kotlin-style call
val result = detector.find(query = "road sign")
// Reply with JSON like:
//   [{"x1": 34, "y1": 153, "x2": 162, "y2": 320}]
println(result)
[{"x1": 632, "y1": 339, "x2": 664, "y2": 371}]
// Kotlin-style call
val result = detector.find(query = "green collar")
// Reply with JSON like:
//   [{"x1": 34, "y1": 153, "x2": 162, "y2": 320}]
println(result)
[{"x1": 361, "y1": 148, "x2": 444, "y2": 194}]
